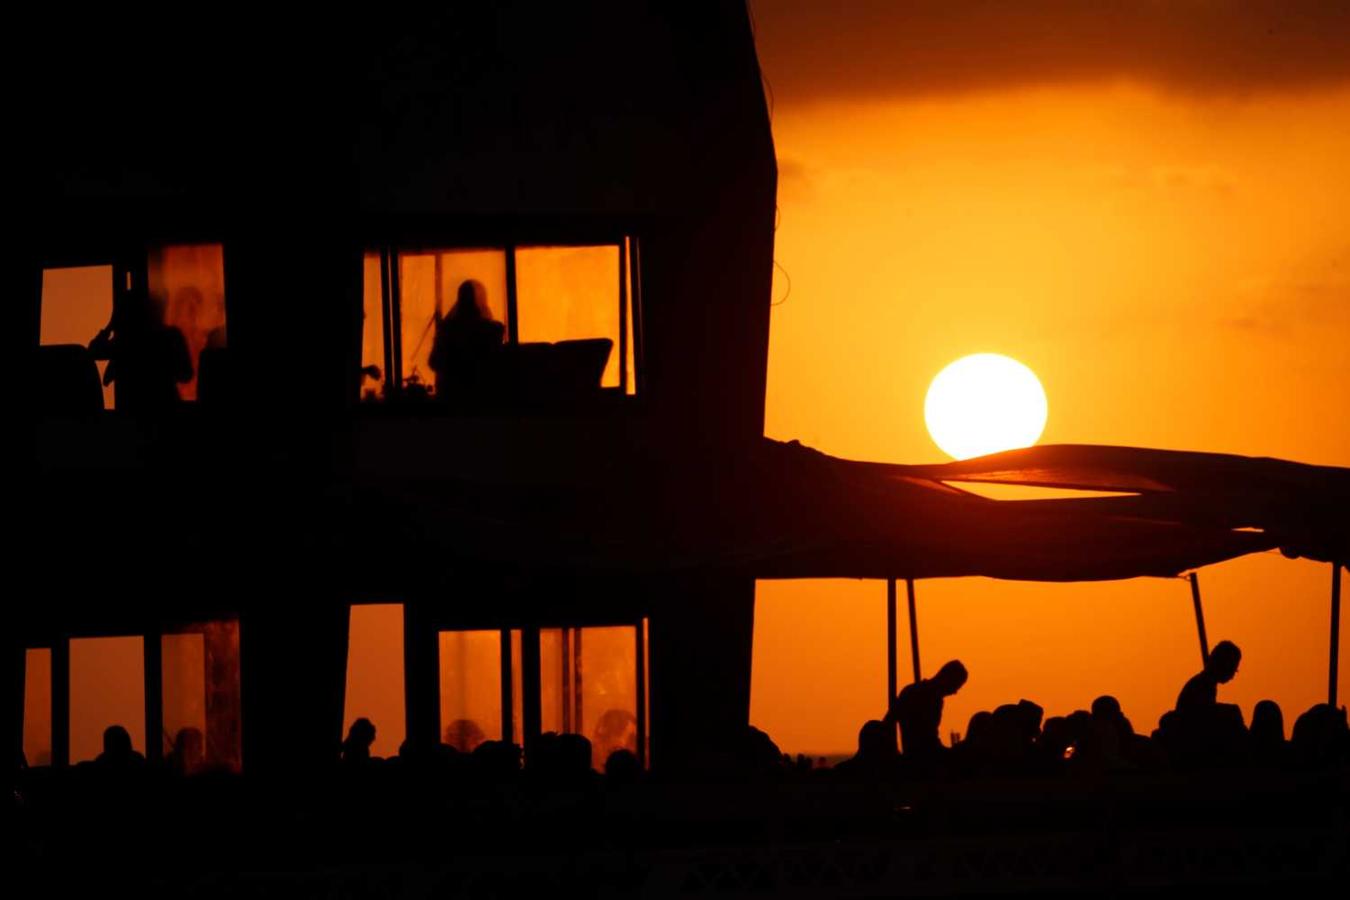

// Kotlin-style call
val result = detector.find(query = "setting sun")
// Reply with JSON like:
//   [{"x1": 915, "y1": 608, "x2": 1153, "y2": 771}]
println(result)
[{"x1": 924, "y1": 354, "x2": 1048, "y2": 460}]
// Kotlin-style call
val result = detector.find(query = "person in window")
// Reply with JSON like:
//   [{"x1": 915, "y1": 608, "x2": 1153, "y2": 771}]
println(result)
[
  {"x1": 428, "y1": 279, "x2": 505, "y2": 403},
  {"x1": 89, "y1": 283, "x2": 193, "y2": 412}
]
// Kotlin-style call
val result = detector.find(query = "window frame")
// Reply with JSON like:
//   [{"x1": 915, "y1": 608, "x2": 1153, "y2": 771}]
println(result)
[{"x1": 365, "y1": 237, "x2": 642, "y2": 402}]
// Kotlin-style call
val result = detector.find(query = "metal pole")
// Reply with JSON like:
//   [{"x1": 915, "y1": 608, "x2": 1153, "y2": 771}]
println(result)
[
  {"x1": 1330, "y1": 563, "x2": 1342, "y2": 707},
  {"x1": 1189, "y1": 572, "x2": 1209, "y2": 666},
  {"x1": 906, "y1": 578, "x2": 921, "y2": 683},
  {"x1": 886, "y1": 579, "x2": 897, "y2": 707}
]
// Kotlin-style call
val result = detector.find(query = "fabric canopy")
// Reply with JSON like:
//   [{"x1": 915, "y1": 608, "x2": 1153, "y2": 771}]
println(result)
[{"x1": 351, "y1": 438, "x2": 1345, "y2": 583}]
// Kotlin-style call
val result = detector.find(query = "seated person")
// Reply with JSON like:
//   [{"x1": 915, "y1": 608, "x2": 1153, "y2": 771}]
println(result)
[{"x1": 889, "y1": 660, "x2": 968, "y2": 763}]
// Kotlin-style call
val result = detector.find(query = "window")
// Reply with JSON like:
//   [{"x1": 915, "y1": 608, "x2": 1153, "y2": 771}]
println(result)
[
  {"x1": 438, "y1": 629, "x2": 520, "y2": 751},
  {"x1": 161, "y1": 620, "x2": 242, "y2": 773},
  {"x1": 361, "y1": 240, "x2": 639, "y2": 403},
  {"x1": 38, "y1": 244, "x2": 226, "y2": 411},
  {"x1": 23, "y1": 648, "x2": 53, "y2": 767},
  {"x1": 69, "y1": 636, "x2": 146, "y2": 763},
  {"x1": 541, "y1": 625, "x2": 644, "y2": 770},
  {"x1": 343, "y1": 604, "x2": 406, "y2": 759}
]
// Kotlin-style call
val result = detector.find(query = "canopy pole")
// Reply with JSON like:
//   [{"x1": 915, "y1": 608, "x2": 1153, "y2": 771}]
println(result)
[
  {"x1": 1188, "y1": 572, "x2": 1209, "y2": 666},
  {"x1": 907, "y1": 578, "x2": 922, "y2": 683},
  {"x1": 1330, "y1": 563, "x2": 1342, "y2": 707},
  {"x1": 886, "y1": 578, "x2": 898, "y2": 707}
]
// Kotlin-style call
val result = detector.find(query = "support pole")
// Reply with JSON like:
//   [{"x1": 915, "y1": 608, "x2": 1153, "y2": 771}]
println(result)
[
  {"x1": 886, "y1": 579, "x2": 897, "y2": 707},
  {"x1": 1188, "y1": 572, "x2": 1210, "y2": 666},
  {"x1": 144, "y1": 629, "x2": 163, "y2": 763},
  {"x1": 1331, "y1": 563, "x2": 1342, "y2": 708},
  {"x1": 906, "y1": 578, "x2": 921, "y2": 683}
]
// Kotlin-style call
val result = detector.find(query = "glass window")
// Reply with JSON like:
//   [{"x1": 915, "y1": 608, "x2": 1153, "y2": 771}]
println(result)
[
  {"x1": 40, "y1": 265, "x2": 115, "y2": 410},
  {"x1": 516, "y1": 246, "x2": 622, "y2": 388},
  {"x1": 362, "y1": 242, "x2": 637, "y2": 401},
  {"x1": 146, "y1": 243, "x2": 228, "y2": 402},
  {"x1": 23, "y1": 648, "x2": 53, "y2": 767},
  {"x1": 360, "y1": 253, "x2": 386, "y2": 402},
  {"x1": 344, "y1": 604, "x2": 406, "y2": 759},
  {"x1": 162, "y1": 620, "x2": 242, "y2": 773},
  {"x1": 69, "y1": 636, "x2": 145, "y2": 763},
  {"x1": 400, "y1": 250, "x2": 509, "y2": 397},
  {"x1": 438, "y1": 629, "x2": 507, "y2": 751},
  {"x1": 539, "y1": 624, "x2": 643, "y2": 770}
]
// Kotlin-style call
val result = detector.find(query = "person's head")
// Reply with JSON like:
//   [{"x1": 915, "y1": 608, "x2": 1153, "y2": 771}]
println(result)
[
  {"x1": 934, "y1": 660, "x2": 969, "y2": 696},
  {"x1": 102, "y1": 725, "x2": 132, "y2": 757},
  {"x1": 1091, "y1": 695, "x2": 1122, "y2": 719},
  {"x1": 172, "y1": 727, "x2": 205, "y2": 773},
  {"x1": 450, "y1": 279, "x2": 492, "y2": 321},
  {"x1": 1251, "y1": 699, "x2": 1285, "y2": 744},
  {"x1": 444, "y1": 718, "x2": 486, "y2": 753},
  {"x1": 344, "y1": 717, "x2": 376, "y2": 751},
  {"x1": 857, "y1": 719, "x2": 897, "y2": 760},
  {"x1": 1207, "y1": 640, "x2": 1242, "y2": 682},
  {"x1": 604, "y1": 748, "x2": 641, "y2": 782}
]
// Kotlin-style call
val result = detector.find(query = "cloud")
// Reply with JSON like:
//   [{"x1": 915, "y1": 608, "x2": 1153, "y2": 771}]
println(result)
[{"x1": 751, "y1": 1, "x2": 1350, "y2": 102}]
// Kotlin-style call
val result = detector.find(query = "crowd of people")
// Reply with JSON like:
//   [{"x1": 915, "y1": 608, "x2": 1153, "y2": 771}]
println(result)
[
  {"x1": 15, "y1": 638, "x2": 1349, "y2": 796},
  {"x1": 834, "y1": 640, "x2": 1349, "y2": 782}
]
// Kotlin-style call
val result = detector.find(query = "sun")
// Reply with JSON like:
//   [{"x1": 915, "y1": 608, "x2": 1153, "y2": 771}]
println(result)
[{"x1": 925, "y1": 354, "x2": 1048, "y2": 460}]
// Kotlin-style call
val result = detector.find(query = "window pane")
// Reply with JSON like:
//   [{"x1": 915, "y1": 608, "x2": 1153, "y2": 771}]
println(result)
[
  {"x1": 41, "y1": 265, "x2": 115, "y2": 410},
  {"x1": 438, "y1": 630, "x2": 502, "y2": 751},
  {"x1": 344, "y1": 604, "x2": 405, "y2": 759},
  {"x1": 539, "y1": 627, "x2": 570, "y2": 735},
  {"x1": 162, "y1": 633, "x2": 206, "y2": 766},
  {"x1": 147, "y1": 243, "x2": 227, "y2": 402},
  {"x1": 399, "y1": 250, "x2": 508, "y2": 396},
  {"x1": 579, "y1": 626, "x2": 638, "y2": 771},
  {"x1": 69, "y1": 636, "x2": 145, "y2": 764},
  {"x1": 510, "y1": 629, "x2": 523, "y2": 745},
  {"x1": 360, "y1": 253, "x2": 386, "y2": 401},
  {"x1": 23, "y1": 649, "x2": 52, "y2": 767},
  {"x1": 516, "y1": 246, "x2": 622, "y2": 388},
  {"x1": 162, "y1": 620, "x2": 242, "y2": 773}
]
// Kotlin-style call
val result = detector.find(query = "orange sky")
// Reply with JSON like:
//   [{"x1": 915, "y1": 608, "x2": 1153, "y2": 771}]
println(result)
[{"x1": 748, "y1": 1, "x2": 1349, "y2": 754}]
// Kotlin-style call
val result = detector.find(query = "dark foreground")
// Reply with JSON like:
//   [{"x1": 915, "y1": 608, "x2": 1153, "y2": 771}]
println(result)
[{"x1": 10, "y1": 765, "x2": 1347, "y2": 898}]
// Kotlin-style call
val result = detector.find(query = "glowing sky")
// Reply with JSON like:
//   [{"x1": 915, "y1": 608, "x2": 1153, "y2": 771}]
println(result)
[{"x1": 748, "y1": 0, "x2": 1349, "y2": 754}]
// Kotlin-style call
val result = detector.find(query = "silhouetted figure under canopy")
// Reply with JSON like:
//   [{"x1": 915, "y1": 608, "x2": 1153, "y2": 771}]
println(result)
[
  {"x1": 1158, "y1": 639, "x2": 1247, "y2": 766},
  {"x1": 428, "y1": 279, "x2": 504, "y2": 402},
  {"x1": 890, "y1": 660, "x2": 967, "y2": 761}
]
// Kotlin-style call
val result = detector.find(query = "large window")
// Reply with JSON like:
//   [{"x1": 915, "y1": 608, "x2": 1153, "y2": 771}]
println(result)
[
  {"x1": 361, "y1": 240, "x2": 638, "y2": 404},
  {"x1": 38, "y1": 244, "x2": 227, "y2": 411}
]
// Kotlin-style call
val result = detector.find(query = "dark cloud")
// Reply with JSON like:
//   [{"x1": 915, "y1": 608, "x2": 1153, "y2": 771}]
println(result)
[{"x1": 751, "y1": 1, "x2": 1350, "y2": 101}]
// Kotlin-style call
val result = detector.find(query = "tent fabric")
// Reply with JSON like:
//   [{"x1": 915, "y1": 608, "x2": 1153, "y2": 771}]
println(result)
[
  {"x1": 351, "y1": 438, "x2": 1343, "y2": 583},
  {"x1": 882, "y1": 443, "x2": 1350, "y2": 566}
]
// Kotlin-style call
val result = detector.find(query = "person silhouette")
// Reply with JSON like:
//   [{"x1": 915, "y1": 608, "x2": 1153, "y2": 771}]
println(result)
[
  {"x1": 889, "y1": 660, "x2": 968, "y2": 761},
  {"x1": 168, "y1": 726, "x2": 206, "y2": 776},
  {"x1": 443, "y1": 718, "x2": 486, "y2": 753},
  {"x1": 428, "y1": 279, "x2": 505, "y2": 402},
  {"x1": 833, "y1": 719, "x2": 898, "y2": 780},
  {"x1": 1177, "y1": 640, "x2": 1241, "y2": 714},
  {"x1": 1162, "y1": 640, "x2": 1246, "y2": 766},
  {"x1": 89, "y1": 283, "x2": 192, "y2": 412},
  {"x1": 1249, "y1": 699, "x2": 1287, "y2": 767},
  {"x1": 341, "y1": 718, "x2": 377, "y2": 764},
  {"x1": 95, "y1": 725, "x2": 145, "y2": 769}
]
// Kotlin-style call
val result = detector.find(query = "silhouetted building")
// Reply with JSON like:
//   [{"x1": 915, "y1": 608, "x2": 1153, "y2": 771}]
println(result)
[{"x1": 11, "y1": 2, "x2": 775, "y2": 778}]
